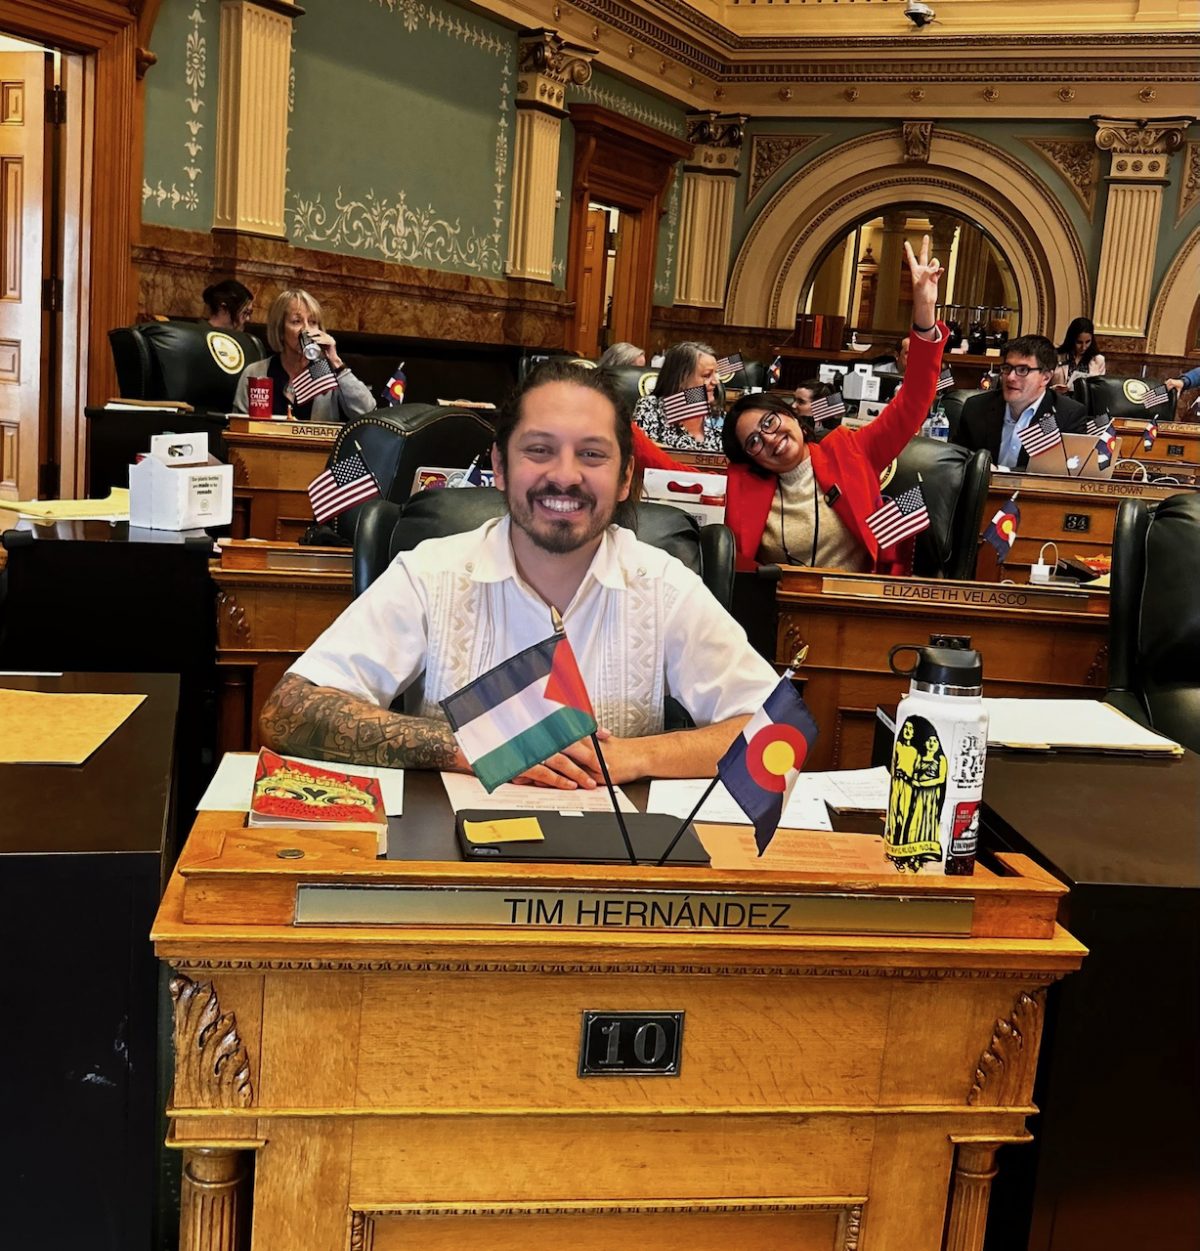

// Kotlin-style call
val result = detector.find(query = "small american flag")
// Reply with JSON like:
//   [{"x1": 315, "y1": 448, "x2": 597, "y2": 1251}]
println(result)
[
  {"x1": 307, "y1": 450, "x2": 380, "y2": 523},
  {"x1": 1143, "y1": 418, "x2": 1159, "y2": 451},
  {"x1": 1141, "y1": 384, "x2": 1170, "y2": 411},
  {"x1": 935, "y1": 366, "x2": 955, "y2": 394},
  {"x1": 809, "y1": 393, "x2": 845, "y2": 425},
  {"x1": 1018, "y1": 413, "x2": 1062, "y2": 459},
  {"x1": 767, "y1": 356, "x2": 782, "y2": 386},
  {"x1": 660, "y1": 385, "x2": 710, "y2": 425},
  {"x1": 1084, "y1": 418, "x2": 1104, "y2": 436},
  {"x1": 290, "y1": 356, "x2": 340, "y2": 406},
  {"x1": 865, "y1": 483, "x2": 930, "y2": 549},
  {"x1": 715, "y1": 354, "x2": 744, "y2": 383}
]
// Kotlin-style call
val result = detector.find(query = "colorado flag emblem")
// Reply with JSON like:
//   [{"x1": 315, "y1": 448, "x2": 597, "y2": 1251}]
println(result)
[
  {"x1": 441, "y1": 632, "x2": 597, "y2": 792},
  {"x1": 717, "y1": 678, "x2": 819, "y2": 854}
]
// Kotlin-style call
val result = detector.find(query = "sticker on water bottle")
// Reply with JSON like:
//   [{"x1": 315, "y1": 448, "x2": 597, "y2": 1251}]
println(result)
[{"x1": 950, "y1": 726, "x2": 986, "y2": 788}]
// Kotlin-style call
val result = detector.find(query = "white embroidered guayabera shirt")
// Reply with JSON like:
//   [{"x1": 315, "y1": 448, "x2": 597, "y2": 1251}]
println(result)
[{"x1": 290, "y1": 516, "x2": 778, "y2": 736}]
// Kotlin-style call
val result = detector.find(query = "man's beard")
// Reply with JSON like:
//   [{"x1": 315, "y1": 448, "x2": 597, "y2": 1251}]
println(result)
[{"x1": 507, "y1": 485, "x2": 613, "y2": 554}]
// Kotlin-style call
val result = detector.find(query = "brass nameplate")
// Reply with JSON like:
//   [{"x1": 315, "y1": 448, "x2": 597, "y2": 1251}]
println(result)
[
  {"x1": 294, "y1": 884, "x2": 972, "y2": 935},
  {"x1": 821, "y1": 577, "x2": 1090, "y2": 612},
  {"x1": 994, "y1": 473, "x2": 1191, "y2": 500},
  {"x1": 265, "y1": 549, "x2": 352, "y2": 572},
  {"x1": 228, "y1": 418, "x2": 340, "y2": 440}
]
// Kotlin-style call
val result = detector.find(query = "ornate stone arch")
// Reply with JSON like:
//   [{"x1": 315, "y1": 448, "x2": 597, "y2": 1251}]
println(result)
[
  {"x1": 726, "y1": 129, "x2": 1089, "y2": 338},
  {"x1": 1147, "y1": 226, "x2": 1200, "y2": 356}
]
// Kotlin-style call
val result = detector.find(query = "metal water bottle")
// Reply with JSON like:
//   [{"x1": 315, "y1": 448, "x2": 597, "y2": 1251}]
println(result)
[{"x1": 884, "y1": 641, "x2": 988, "y2": 875}]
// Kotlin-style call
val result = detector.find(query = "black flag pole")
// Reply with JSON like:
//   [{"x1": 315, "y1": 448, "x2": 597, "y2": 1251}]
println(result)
[{"x1": 549, "y1": 607, "x2": 637, "y2": 865}]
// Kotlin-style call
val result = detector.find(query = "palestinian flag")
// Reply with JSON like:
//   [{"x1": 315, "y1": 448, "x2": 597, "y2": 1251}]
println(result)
[{"x1": 441, "y1": 632, "x2": 597, "y2": 792}]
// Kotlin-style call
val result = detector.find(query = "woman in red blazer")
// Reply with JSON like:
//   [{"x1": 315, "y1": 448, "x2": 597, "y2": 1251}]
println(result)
[{"x1": 722, "y1": 236, "x2": 948, "y2": 573}]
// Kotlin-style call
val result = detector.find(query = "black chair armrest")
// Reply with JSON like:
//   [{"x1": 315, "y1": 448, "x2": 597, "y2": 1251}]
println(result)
[
  {"x1": 1105, "y1": 497, "x2": 1151, "y2": 713},
  {"x1": 699, "y1": 522, "x2": 735, "y2": 612}
]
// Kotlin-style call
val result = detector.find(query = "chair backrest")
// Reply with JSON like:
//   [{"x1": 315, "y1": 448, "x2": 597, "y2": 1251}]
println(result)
[
  {"x1": 942, "y1": 388, "x2": 983, "y2": 441},
  {"x1": 887, "y1": 436, "x2": 991, "y2": 580},
  {"x1": 326, "y1": 404, "x2": 496, "y2": 545},
  {"x1": 1076, "y1": 375, "x2": 1176, "y2": 421},
  {"x1": 108, "y1": 320, "x2": 267, "y2": 410},
  {"x1": 607, "y1": 366, "x2": 660, "y2": 411},
  {"x1": 1107, "y1": 493, "x2": 1200, "y2": 751},
  {"x1": 352, "y1": 489, "x2": 735, "y2": 611}
]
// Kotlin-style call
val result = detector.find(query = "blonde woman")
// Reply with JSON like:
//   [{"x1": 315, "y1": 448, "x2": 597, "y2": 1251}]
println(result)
[{"x1": 233, "y1": 288, "x2": 375, "y2": 421}]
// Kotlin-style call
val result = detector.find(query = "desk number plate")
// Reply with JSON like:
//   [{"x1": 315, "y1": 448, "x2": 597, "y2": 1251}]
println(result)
[
  {"x1": 1063, "y1": 512, "x2": 1091, "y2": 532},
  {"x1": 1168, "y1": 444, "x2": 1185, "y2": 457},
  {"x1": 579, "y1": 1011, "x2": 683, "y2": 1077}
]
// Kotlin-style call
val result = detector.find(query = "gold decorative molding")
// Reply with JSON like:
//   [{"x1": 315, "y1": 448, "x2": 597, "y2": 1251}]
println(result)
[
  {"x1": 747, "y1": 133, "x2": 819, "y2": 203},
  {"x1": 517, "y1": 26, "x2": 596, "y2": 93},
  {"x1": 968, "y1": 990, "x2": 1042, "y2": 1107},
  {"x1": 1177, "y1": 141, "x2": 1200, "y2": 223},
  {"x1": 1023, "y1": 137, "x2": 1100, "y2": 220},
  {"x1": 1093, "y1": 114, "x2": 1192, "y2": 159},
  {"x1": 170, "y1": 975, "x2": 254, "y2": 1109},
  {"x1": 902, "y1": 121, "x2": 934, "y2": 164}
]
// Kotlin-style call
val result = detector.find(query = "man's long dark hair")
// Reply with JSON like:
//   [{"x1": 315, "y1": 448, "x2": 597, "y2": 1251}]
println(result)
[
  {"x1": 494, "y1": 357, "x2": 640, "y2": 528},
  {"x1": 1056, "y1": 316, "x2": 1099, "y2": 369}
]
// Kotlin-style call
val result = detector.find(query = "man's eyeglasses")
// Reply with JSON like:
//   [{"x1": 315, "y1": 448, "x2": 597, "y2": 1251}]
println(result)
[
  {"x1": 743, "y1": 411, "x2": 785, "y2": 456},
  {"x1": 999, "y1": 363, "x2": 1047, "y2": 378}
]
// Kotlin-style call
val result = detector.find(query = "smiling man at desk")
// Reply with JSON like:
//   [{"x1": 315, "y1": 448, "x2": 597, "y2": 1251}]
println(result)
[{"x1": 260, "y1": 359, "x2": 778, "y2": 789}]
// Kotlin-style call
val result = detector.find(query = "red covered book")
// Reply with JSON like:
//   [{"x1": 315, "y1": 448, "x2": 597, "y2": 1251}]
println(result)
[{"x1": 249, "y1": 749, "x2": 387, "y2": 854}]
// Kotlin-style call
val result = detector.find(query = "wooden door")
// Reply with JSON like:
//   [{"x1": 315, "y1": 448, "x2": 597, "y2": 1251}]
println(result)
[
  {"x1": 0, "y1": 52, "x2": 45, "y2": 500},
  {"x1": 609, "y1": 208, "x2": 643, "y2": 348},
  {"x1": 575, "y1": 207, "x2": 609, "y2": 359}
]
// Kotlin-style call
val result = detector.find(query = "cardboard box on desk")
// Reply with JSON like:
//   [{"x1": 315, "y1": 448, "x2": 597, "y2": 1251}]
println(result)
[
  {"x1": 128, "y1": 432, "x2": 232, "y2": 530},
  {"x1": 641, "y1": 467, "x2": 727, "y2": 526}
]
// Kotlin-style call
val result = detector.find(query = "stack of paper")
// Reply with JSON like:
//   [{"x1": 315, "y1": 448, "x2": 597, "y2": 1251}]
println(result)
[
  {"x1": 982, "y1": 699, "x2": 1182, "y2": 754},
  {"x1": 440, "y1": 772, "x2": 635, "y2": 813}
]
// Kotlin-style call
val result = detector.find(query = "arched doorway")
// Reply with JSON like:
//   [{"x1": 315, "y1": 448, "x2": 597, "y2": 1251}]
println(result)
[{"x1": 727, "y1": 128, "x2": 1088, "y2": 339}]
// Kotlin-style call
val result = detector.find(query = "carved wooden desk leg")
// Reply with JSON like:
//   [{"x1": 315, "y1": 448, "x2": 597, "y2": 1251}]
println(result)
[
  {"x1": 180, "y1": 1147, "x2": 251, "y2": 1251},
  {"x1": 944, "y1": 1141, "x2": 1000, "y2": 1251}
]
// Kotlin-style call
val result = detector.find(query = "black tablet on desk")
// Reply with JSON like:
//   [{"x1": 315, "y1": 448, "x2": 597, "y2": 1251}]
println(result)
[{"x1": 455, "y1": 810, "x2": 708, "y2": 865}]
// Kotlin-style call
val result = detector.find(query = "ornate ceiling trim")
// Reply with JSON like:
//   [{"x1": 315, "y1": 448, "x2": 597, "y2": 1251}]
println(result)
[{"x1": 565, "y1": 0, "x2": 1199, "y2": 81}]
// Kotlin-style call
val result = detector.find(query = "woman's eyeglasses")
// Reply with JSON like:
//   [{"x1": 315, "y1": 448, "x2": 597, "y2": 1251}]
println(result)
[
  {"x1": 743, "y1": 411, "x2": 784, "y2": 456},
  {"x1": 998, "y1": 363, "x2": 1046, "y2": 378}
]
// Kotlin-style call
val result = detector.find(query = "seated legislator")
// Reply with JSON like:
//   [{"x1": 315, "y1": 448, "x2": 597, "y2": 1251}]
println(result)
[
  {"x1": 1051, "y1": 315, "x2": 1106, "y2": 392},
  {"x1": 202, "y1": 278, "x2": 254, "y2": 332},
  {"x1": 232, "y1": 288, "x2": 375, "y2": 422},
  {"x1": 259, "y1": 359, "x2": 779, "y2": 790},
  {"x1": 720, "y1": 236, "x2": 948, "y2": 574},
  {"x1": 632, "y1": 341, "x2": 725, "y2": 453},
  {"x1": 952, "y1": 334, "x2": 1088, "y2": 470}
]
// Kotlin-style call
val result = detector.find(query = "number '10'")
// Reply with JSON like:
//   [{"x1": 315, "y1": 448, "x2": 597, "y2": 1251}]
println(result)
[{"x1": 598, "y1": 1020, "x2": 667, "y2": 1066}]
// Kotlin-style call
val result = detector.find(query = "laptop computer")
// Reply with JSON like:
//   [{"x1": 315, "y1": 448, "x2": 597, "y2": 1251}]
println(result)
[{"x1": 1024, "y1": 431, "x2": 1116, "y2": 480}]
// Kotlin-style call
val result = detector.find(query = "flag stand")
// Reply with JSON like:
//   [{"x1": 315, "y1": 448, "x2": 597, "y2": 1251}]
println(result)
[
  {"x1": 655, "y1": 775, "x2": 720, "y2": 867},
  {"x1": 590, "y1": 733, "x2": 638, "y2": 865}
]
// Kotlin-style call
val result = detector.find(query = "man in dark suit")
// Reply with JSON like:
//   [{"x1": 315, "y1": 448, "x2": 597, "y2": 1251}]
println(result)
[{"x1": 952, "y1": 334, "x2": 1088, "y2": 470}]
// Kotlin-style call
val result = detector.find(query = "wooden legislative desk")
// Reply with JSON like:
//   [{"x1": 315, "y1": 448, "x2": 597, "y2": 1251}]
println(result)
[
  {"x1": 213, "y1": 539, "x2": 352, "y2": 751},
  {"x1": 1111, "y1": 416, "x2": 1200, "y2": 467},
  {"x1": 774, "y1": 570, "x2": 1109, "y2": 772},
  {"x1": 152, "y1": 775, "x2": 1084, "y2": 1251},
  {"x1": 223, "y1": 418, "x2": 337, "y2": 542},
  {"x1": 974, "y1": 470, "x2": 1198, "y2": 579}
]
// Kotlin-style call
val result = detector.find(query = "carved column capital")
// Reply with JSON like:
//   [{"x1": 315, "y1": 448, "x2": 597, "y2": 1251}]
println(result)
[
  {"x1": 515, "y1": 28, "x2": 596, "y2": 116},
  {"x1": 686, "y1": 111, "x2": 746, "y2": 150},
  {"x1": 1093, "y1": 116, "x2": 1194, "y2": 183},
  {"x1": 902, "y1": 120, "x2": 934, "y2": 164}
]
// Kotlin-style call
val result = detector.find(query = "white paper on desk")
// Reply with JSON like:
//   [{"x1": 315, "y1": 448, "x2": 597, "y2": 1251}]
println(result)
[
  {"x1": 645, "y1": 778, "x2": 833, "y2": 831},
  {"x1": 982, "y1": 698, "x2": 1182, "y2": 754},
  {"x1": 198, "y1": 752, "x2": 406, "y2": 815},
  {"x1": 815, "y1": 767, "x2": 890, "y2": 812},
  {"x1": 440, "y1": 771, "x2": 636, "y2": 813}
]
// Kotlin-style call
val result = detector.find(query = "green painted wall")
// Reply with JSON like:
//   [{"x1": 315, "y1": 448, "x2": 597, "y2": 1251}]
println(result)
[
  {"x1": 286, "y1": 0, "x2": 514, "y2": 277},
  {"x1": 143, "y1": 0, "x2": 217, "y2": 224}
]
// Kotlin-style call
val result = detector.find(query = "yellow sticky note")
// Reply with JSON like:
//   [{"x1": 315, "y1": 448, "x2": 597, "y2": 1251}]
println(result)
[{"x1": 462, "y1": 817, "x2": 545, "y2": 844}]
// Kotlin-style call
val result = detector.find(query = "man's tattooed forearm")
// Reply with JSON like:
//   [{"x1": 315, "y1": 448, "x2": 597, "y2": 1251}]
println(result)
[{"x1": 259, "y1": 674, "x2": 459, "y2": 769}]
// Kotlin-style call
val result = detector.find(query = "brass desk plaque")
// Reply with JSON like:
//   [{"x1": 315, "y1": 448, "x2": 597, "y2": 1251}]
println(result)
[
  {"x1": 821, "y1": 576, "x2": 1090, "y2": 613},
  {"x1": 295, "y1": 884, "x2": 973, "y2": 935}
]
